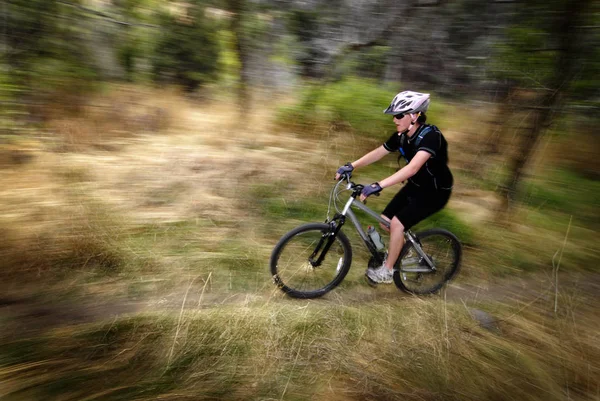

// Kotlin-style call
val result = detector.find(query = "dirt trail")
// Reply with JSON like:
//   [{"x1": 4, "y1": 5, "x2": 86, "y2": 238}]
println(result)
[{"x1": 3, "y1": 269, "x2": 598, "y2": 338}]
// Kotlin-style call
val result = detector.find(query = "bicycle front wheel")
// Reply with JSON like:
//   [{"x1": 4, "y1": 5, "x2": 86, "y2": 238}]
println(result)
[
  {"x1": 270, "y1": 223, "x2": 352, "y2": 299},
  {"x1": 393, "y1": 229, "x2": 462, "y2": 295}
]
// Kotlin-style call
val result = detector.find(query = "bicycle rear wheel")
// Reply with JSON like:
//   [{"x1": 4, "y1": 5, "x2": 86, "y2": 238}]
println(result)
[
  {"x1": 393, "y1": 229, "x2": 461, "y2": 295},
  {"x1": 270, "y1": 223, "x2": 352, "y2": 299}
]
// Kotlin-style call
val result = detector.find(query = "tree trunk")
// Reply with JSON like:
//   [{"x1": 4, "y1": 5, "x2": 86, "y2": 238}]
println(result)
[
  {"x1": 227, "y1": 0, "x2": 250, "y2": 113},
  {"x1": 498, "y1": 0, "x2": 589, "y2": 213}
]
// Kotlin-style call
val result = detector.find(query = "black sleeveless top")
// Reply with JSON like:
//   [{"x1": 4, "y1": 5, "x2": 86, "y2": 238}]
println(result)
[{"x1": 383, "y1": 124, "x2": 453, "y2": 191}]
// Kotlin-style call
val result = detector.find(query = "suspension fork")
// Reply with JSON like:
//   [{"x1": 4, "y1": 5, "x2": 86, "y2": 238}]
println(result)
[{"x1": 309, "y1": 215, "x2": 345, "y2": 267}]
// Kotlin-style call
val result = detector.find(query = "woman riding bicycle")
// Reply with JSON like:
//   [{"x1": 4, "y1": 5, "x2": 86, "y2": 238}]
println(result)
[{"x1": 335, "y1": 91, "x2": 453, "y2": 284}]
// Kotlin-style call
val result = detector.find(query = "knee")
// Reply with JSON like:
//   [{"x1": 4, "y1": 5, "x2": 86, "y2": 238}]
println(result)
[{"x1": 390, "y1": 217, "x2": 405, "y2": 234}]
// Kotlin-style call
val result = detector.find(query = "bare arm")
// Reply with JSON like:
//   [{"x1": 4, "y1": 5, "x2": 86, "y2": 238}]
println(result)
[
  {"x1": 352, "y1": 145, "x2": 390, "y2": 169},
  {"x1": 379, "y1": 150, "x2": 431, "y2": 189},
  {"x1": 359, "y1": 150, "x2": 432, "y2": 201},
  {"x1": 336, "y1": 145, "x2": 390, "y2": 180}
]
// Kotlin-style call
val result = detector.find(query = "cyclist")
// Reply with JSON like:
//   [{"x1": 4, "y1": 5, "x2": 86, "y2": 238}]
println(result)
[{"x1": 335, "y1": 91, "x2": 453, "y2": 284}]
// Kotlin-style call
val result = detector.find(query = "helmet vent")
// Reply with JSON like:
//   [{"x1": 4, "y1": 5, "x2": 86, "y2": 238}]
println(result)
[{"x1": 384, "y1": 91, "x2": 430, "y2": 115}]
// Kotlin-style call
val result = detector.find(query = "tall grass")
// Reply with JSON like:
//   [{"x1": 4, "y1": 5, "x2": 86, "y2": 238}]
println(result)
[
  {"x1": 1, "y1": 84, "x2": 599, "y2": 400},
  {"x1": 2, "y1": 296, "x2": 598, "y2": 400}
]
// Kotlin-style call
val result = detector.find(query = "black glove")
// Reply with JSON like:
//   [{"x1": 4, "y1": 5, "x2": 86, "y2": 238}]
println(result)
[
  {"x1": 335, "y1": 162, "x2": 354, "y2": 180},
  {"x1": 361, "y1": 182, "x2": 383, "y2": 199}
]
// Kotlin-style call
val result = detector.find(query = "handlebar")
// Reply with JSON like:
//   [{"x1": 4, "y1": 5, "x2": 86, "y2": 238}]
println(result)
[
  {"x1": 335, "y1": 173, "x2": 360, "y2": 197},
  {"x1": 336, "y1": 173, "x2": 379, "y2": 199},
  {"x1": 328, "y1": 173, "x2": 379, "y2": 218}
]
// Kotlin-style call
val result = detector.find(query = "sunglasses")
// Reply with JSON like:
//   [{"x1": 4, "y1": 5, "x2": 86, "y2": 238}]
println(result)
[{"x1": 393, "y1": 113, "x2": 405, "y2": 119}]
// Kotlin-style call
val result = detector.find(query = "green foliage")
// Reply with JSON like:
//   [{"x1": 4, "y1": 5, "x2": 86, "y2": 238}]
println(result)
[
  {"x1": 28, "y1": 57, "x2": 98, "y2": 100},
  {"x1": 115, "y1": 26, "x2": 148, "y2": 83},
  {"x1": 492, "y1": 0, "x2": 599, "y2": 102},
  {"x1": 286, "y1": 9, "x2": 322, "y2": 77},
  {"x1": 350, "y1": 46, "x2": 391, "y2": 79},
  {"x1": 152, "y1": 6, "x2": 220, "y2": 92},
  {"x1": 88, "y1": 0, "x2": 167, "y2": 83},
  {"x1": 117, "y1": 37, "x2": 140, "y2": 81},
  {"x1": 287, "y1": 9, "x2": 319, "y2": 44},
  {"x1": 111, "y1": 0, "x2": 151, "y2": 21},
  {"x1": 239, "y1": 9, "x2": 272, "y2": 47},
  {"x1": 217, "y1": 29, "x2": 242, "y2": 85},
  {"x1": 276, "y1": 77, "x2": 448, "y2": 139},
  {"x1": 568, "y1": 7, "x2": 600, "y2": 103},
  {"x1": 276, "y1": 78, "x2": 394, "y2": 137},
  {"x1": 491, "y1": 0, "x2": 558, "y2": 86},
  {"x1": 494, "y1": 26, "x2": 556, "y2": 86},
  {"x1": 4, "y1": 0, "x2": 98, "y2": 113},
  {"x1": 222, "y1": 5, "x2": 274, "y2": 87},
  {"x1": 0, "y1": 70, "x2": 26, "y2": 134}
]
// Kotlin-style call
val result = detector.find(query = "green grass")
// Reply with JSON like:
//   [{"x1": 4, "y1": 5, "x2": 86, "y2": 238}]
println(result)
[
  {"x1": 463, "y1": 166, "x2": 600, "y2": 276},
  {"x1": 413, "y1": 208, "x2": 476, "y2": 246},
  {"x1": 519, "y1": 167, "x2": 600, "y2": 227},
  {"x1": 2, "y1": 297, "x2": 598, "y2": 401},
  {"x1": 248, "y1": 181, "x2": 328, "y2": 226}
]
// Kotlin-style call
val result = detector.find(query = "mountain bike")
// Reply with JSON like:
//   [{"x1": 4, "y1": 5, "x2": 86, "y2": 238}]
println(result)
[{"x1": 270, "y1": 174, "x2": 462, "y2": 299}]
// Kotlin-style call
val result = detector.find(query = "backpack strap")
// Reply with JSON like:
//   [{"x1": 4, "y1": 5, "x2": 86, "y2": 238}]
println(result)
[
  {"x1": 398, "y1": 125, "x2": 438, "y2": 164},
  {"x1": 413, "y1": 125, "x2": 435, "y2": 148},
  {"x1": 397, "y1": 132, "x2": 407, "y2": 159}
]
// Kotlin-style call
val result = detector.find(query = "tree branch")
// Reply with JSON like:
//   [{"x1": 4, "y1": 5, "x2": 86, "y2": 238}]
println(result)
[
  {"x1": 57, "y1": 0, "x2": 159, "y2": 28},
  {"x1": 412, "y1": 0, "x2": 445, "y2": 7},
  {"x1": 328, "y1": 1, "x2": 412, "y2": 61}
]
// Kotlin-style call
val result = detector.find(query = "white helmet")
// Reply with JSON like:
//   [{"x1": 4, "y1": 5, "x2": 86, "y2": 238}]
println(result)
[{"x1": 383, "y1": 91, "x2": 430, "y2": 115}]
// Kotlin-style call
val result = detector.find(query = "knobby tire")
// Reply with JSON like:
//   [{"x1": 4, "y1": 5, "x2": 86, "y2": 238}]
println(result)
[
  {"x1": 393, "y1": 228, "x2": 462, "y2": 295},
  {"x1": 270, "y1": 223, "x2": 352, "y2": 299}
]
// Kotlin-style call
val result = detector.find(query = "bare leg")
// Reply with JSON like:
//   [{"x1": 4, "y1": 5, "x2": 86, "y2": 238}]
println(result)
[
  {"x1": 384, "y1": 216, "x2": 405, "y2": 270},
  {"x1": 379, "y1": 215, "x2": 391, "y2": 233}
]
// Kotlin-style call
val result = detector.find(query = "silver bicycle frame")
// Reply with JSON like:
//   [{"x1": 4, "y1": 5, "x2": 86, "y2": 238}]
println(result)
[
  {"x1": 339, "y1": 195, "x2": 436, "y2": 272},
  {"x1": 341, "y1": 196, "x2": 389, "y2": 244}
]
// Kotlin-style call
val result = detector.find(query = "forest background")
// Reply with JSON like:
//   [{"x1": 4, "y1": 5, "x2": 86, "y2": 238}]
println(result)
[{"x1": 1, "y1": 0, "x2": 599, "y2": 400}]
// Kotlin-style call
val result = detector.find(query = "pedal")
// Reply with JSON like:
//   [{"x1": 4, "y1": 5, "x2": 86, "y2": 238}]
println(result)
[{"x1": 364, "y1": 272, "x2": 378, "y2": 287}]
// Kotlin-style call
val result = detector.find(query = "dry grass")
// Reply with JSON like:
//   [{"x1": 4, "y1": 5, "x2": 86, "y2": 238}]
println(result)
[
  {"x1": 0, "y1": 87, "x2": 598, "y2": 400},
  {"x1": 42, "y1": 84, "x2": 183, "y2": 151},
  {"x1": 1, "y1": 295, "x2": 598, "y2": 400}
]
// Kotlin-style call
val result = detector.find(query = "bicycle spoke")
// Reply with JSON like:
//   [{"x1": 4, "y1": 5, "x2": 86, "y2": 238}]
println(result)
[
  {"x1": 280, "y1": 237, "x2": 318, "y2": 272},
  {"x1": 395, "y1": 230, "x2": 461, "y2": 295},
  {"x1": 271, "y1": 223, "x2": 352, "y2": 298}
]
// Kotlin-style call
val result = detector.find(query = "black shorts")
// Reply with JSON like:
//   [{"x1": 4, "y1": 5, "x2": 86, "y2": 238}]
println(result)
[{"x1": 381, "y1": 183, "x2": 451, "y2": 230}]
